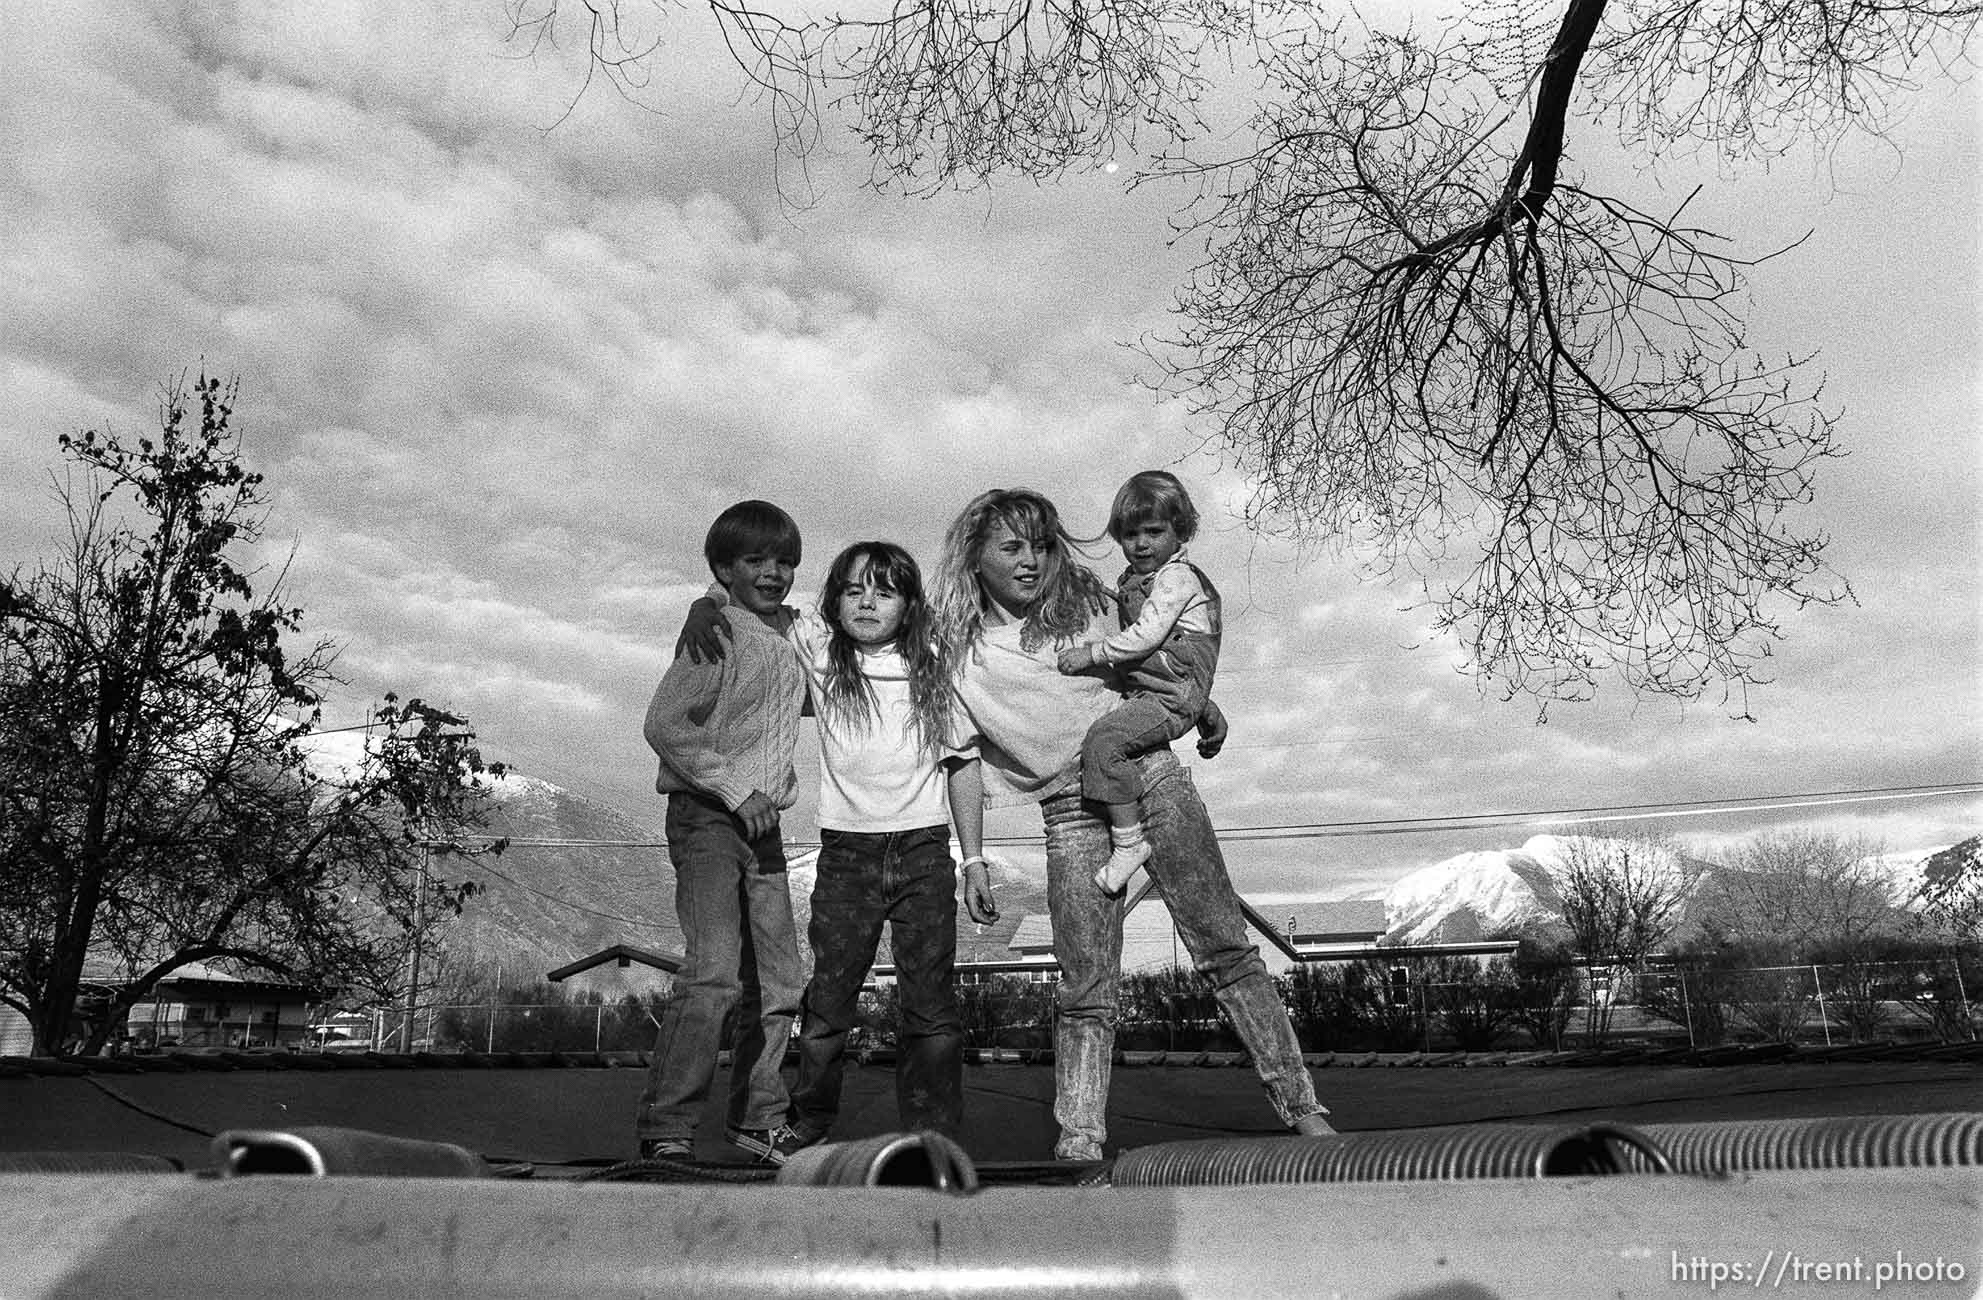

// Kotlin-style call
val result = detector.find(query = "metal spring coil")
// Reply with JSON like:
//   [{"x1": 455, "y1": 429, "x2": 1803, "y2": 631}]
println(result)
[
  {"x1": 1624, "y1": 1112, "x2": 1983, "y2": 1173},
  {"x1": 1110, "y1": 1122, "x2": 1667, "y2": 1186},
  {"x1": 1110, "y1": 1112, "x2": 1983, "y2": 1186}
]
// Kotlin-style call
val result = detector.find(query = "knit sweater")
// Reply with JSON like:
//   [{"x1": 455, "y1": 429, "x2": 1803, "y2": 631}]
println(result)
[{"x1": 644, "y1": 609, "x2": 807, "y2": 813}]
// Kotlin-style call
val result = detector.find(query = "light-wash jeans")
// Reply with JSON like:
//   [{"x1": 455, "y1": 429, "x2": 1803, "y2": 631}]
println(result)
[
  {"x1": 1042, "y1": 748, "x2": 1324, "y2": 1159},
  {"x1": 634, "y1": 792, "x2": 803, "y2": 1144}
]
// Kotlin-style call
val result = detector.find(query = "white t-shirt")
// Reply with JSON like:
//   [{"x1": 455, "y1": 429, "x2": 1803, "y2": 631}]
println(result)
[{"x1": 790, "y1": 611, "x2": 951, "y2": 833}]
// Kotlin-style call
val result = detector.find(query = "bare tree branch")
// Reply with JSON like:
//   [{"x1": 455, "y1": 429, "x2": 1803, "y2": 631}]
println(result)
[
  {"x1": 494, "y1": 0, "x2": 1975, "y2": 707},
  {"x1": 1147, "y1": 19, "x2": 1855, "y2": 705}
]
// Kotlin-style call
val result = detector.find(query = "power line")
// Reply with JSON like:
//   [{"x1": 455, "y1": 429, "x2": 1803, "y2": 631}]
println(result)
[
  {"x1": 426, "y1": 781, "x2": 1979, "y2": 930},
  {"x1": 464, "y1": 855, "x2": 659, "y2": 928},
  {"x1": 447, "y1": 780, "x2": 1983, "y2": 851},
  {"x1": 1213, "y1": 782, "x2": 1983, "y2": 842}
]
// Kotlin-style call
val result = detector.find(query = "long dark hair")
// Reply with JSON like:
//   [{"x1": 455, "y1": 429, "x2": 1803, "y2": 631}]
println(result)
[{"x1": 817, "y1": 541, "x2": 950, "y2": 752}]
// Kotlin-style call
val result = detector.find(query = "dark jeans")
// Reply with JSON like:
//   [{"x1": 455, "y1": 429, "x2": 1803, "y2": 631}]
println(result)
[
  {"x1": 634, "y1": 792, "x2": 802, "y2": 1144},
  {"x1": 790, "y1": 824, "x2": 963, "y2": 1139},
  {"x1": 1081, "y1": 692, "x2": 1195, "y2": 806}
]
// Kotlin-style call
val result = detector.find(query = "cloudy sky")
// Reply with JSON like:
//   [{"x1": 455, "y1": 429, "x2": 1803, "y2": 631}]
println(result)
[{"x1": 4, "y1": 2, "x2": 1978, "y2": 905}]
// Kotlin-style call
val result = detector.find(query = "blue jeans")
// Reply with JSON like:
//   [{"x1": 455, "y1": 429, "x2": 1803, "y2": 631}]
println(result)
[
  {"x1": 635, "y1": 792, "x2": 803, "y2": 1143},
  {"x1": 790, "y1": 825, "x2": 963, "y2": 1139},
  {"x1": 1043, "y1": 748, "x2": 1323, "y2": 1158},
  {"x1": 1080, "y1": 692, "x2": 1195, "y2": 806}
]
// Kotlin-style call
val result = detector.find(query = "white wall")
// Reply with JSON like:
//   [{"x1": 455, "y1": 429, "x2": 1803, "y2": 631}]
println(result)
[{"x1": 0, "y1": 1006, "x2": 32, "y2": 1056}]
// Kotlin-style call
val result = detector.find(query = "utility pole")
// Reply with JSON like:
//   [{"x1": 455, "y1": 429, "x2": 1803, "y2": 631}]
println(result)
[{"x1": 399, "y1": 839, "x2": 429, "y2": 1054}]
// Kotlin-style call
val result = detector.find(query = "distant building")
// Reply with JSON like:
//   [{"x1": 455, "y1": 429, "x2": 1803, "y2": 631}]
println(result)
[
  {"x1": 1250, "y1": 900, "x2": 1390, "y2": 960},
  {"x1": 119, "y1": 962, "x2": 321, "y2": 1050},
  {"x1": 873, "y1": 910, "x2": 1061, "y2": 988},
  {"x1": 546, "y1": 944, "x2": 683, "y2": 999},
  {"x1": 868, "y1": 878, "x2": 1514, "y2": 991},
  {"x1": 0, "y1": 1007, "x2": 30, "y2": 1056}
]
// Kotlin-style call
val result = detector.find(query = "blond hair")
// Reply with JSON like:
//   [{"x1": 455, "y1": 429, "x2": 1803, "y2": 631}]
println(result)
[{"x1": 931, "y1": 487, "x2": 1107, "y2": 663}]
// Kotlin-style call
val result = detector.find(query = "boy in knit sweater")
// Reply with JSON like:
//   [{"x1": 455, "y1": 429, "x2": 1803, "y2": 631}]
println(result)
[{"x1": 633, "y1": 500, "x2": 811, "y2": 1165}]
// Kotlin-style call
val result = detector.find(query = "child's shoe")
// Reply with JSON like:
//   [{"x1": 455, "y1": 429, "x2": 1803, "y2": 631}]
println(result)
[
  {"x1": 638, "y1": 1137, "x2": 695, "y2": 1160},
  {"x1": 725, "y1": 1122, "x2": 821, "y2": 1166},
  {"x1": 1093, "y1": 840, "x2": 1151, "y2": 895}
]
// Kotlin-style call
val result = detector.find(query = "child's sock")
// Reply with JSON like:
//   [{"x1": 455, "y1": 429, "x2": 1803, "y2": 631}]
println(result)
[{"x1": 1094, "y1": 822, "x2": 1151, "y2": 895}]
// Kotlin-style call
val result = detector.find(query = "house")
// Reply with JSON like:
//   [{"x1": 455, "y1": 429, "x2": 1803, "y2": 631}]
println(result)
[
  {"x1": 0, "y1": 961, "x2": 321, "y2": 1054},
  {"x1": 120, "y1": 961, "x2": 321, "y2": 1050},
  {"x1": 861, "y1": 869, "x2": 1515, "y2": 992},
  {"x1": 872, "y1": 906, "x2": 1061, "y2": 989},
  {"x1": 955, "y1": 914, "x2": 1062, "y2": 984}
]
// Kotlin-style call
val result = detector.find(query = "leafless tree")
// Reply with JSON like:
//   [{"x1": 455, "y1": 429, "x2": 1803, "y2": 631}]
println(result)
[
  {"x1": 1549, "y1": 829, "x2": 1703, "y2": 1037},
  {"x1": 497, "y1": 0, "x2": 1976, "y2": 707},
  {"x1": 1691, "y1": 829, "x2": 1902, "y2": 955},
  {"x1": 1552, "y1": 830, "x2": 1701, "y2": 961}
]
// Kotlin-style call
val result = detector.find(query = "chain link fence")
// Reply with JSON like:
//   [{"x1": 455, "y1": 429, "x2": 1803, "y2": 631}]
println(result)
[
  {"x1": 329, "y1": 952, "x2": 1978, "y2": 1057},
  {"x1": 1632, "y1": 956, "x2": 1976, "y2": 1048}
]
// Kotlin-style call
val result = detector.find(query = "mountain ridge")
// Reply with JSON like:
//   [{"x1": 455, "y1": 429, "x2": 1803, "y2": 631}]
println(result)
[{"x1": 434, "y1": 771, "x2": 1967, "y2": 977}]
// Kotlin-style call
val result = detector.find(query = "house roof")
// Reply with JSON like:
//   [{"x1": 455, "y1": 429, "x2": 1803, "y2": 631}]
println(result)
[
  {"x1": 547, "y1": 943, "x2": 685, "y2": 982},
  {"x1": 81, "y1": 957, "x2": 319, "y2": 996},
  {"x1": 1005, "y1": 915, "x2": 1056, "y2": 956},
  {"x1": 1273, "y1": 900, "x2": 1390, "y2": 942}
]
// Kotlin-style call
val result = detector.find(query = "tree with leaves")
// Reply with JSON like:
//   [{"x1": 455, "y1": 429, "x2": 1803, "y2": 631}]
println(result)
[
  {"x1": 0, "y1": 374, "x2": 505, "y2": 1056},
  {"x1": 502, "y1": 0, "x2": 1974, "y2": 708}
]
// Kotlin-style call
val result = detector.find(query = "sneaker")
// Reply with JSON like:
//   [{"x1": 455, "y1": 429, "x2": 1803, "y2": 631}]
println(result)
[
  {"x1": 638, "y1": 1137, "x2": 695, "y2": 1161},
  {"x1": 1093, "y1": 840, "x2": 1151, "y2": 895},
  {"x1": 725, "y1": 1123, "x2": 821, "y2": 1166}
]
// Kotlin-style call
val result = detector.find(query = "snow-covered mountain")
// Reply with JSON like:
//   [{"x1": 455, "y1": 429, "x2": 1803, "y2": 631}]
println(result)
[
  {"x1": 426, "y1": 770, "x2": 1053, "y2": 981},
  {"x1": 1372, "y1": 834, "x2": 1961, "y2": 947},
  {"x1": 1377, "y1": 835, "x2": 1573, "y2": 944},
  {"x1": 442, "y1": 769, "x2": 684, "y2": 977},
  {"x1": 1916, "y1": 836, "x2": 1982, "y2": 915},
  {"x1": 395, "y1": 758, "x2": 1976, "y2": 975}
]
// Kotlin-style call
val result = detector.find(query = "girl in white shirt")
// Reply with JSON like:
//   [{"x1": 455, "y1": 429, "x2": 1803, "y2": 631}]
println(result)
[{"x1": 691, "y1": 541, "x2": 971, "y2": 1149}]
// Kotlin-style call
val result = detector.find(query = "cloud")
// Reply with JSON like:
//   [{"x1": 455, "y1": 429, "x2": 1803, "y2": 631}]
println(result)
[{"x1": 2, "y1": 2, "x2": 1976, "y2": 904}]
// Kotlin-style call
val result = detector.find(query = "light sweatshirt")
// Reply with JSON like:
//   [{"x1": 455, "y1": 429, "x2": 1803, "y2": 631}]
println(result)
[{"x1": 945, "y1": 608, "x2": 1120, "y2": 808}]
